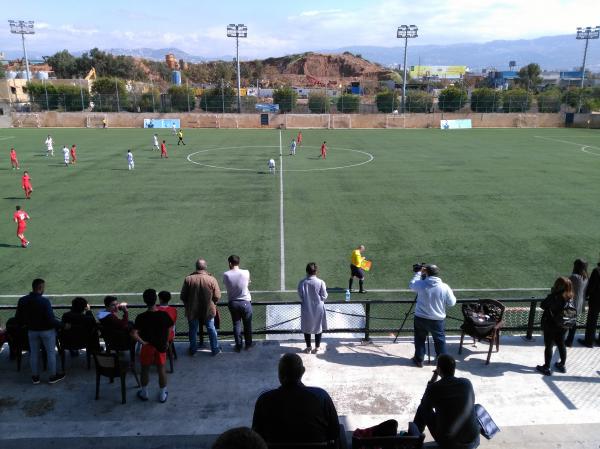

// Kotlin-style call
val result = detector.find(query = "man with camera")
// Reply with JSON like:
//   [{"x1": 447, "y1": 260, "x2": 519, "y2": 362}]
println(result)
[{"x1": 409, "y1": 264, "x2": 456, "y2": 368}]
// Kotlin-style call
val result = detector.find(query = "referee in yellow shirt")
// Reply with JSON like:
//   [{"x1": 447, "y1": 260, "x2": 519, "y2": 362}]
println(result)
[{"x1": 349, "y1": 244, "x2": 367, "y2": 293}]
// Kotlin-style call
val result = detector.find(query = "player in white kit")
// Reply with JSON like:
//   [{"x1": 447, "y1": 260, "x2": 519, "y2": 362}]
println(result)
[
  {"x1": 152, "y1": 134, "x2": 160, "y2": 151},
  {"x1": 289, "y1": 139, "x2": 297, "y2": 156},
  {"x1": 62, "y1": 145, "x2": 70, "y2": 166},
  {"x1": 268, "y1": 158, "x2": 276, "y2": 174},
  {"x1": 45, "y1": 135, "x2": 54, "y2": 157},
  {"x1": 127, "y1": 150, "x2": 135, "y2": 170}
]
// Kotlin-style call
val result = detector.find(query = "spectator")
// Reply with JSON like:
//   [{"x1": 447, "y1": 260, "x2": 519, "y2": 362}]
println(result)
[
  {"x1": 413, "y1": 354, "x2": 480, "y2": 449},
  {"x1": 565, "y1": 259, "x2": 588, "y2": 347},
  {"x1": 15, "y1": 278, "x2": 65, "y2": 384},
  {"x1": 252, "y1": 353, "x2": 346, "y2": 448},
  {"x1": 298, "y1": 262, "x2": 328, "y2": 354},
  {"x1": 131, "y1": 289, "x2": 174, "y2": 403},
  {"x1": 409, "y1": 264, "x2": 456, "y2": 368},
  {"x1": 537, "y1": 277, "x2": 574, "y2": 376},
  {"x1": 61, "y1": 296, "x2": 99, "y2": 356},
  {"x1": 212, "y1": 427, "x2": 267, "y2": 449},
  {"x1": 579, "y1": 259, "x2": 600, "y2": 348},
  {"x1": 157, "y1": 290, "x2": 178, "y2": 345},
  {"x1": 97, "y1": 295, "x2": 133, "y2": 349},
  {"x1": 180, "y1": 258, "x2": 222, "y2": 356},
  {"x1": 223, "y1": 255, "x2": 253, "y2": 352}
]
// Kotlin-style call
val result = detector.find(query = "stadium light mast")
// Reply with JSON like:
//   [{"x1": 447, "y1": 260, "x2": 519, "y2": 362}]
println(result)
[
  {"x1": 8, "y1": 20, "x2": 35, "y2": 83},
  {"x1": 397, "y1": 25, "x2": 418, "y2": 114},
  {"x1": 227, "y1": 24, "x2": 247, "y2": 113},
  {"x1": 576, "y1": 26, "x2": 600, "y2": 89}
]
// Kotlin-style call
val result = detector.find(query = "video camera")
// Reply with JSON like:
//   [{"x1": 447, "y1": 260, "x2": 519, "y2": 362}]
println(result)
[{"x1": 413, "y1": 262, "x2": 427, "y2": 273}]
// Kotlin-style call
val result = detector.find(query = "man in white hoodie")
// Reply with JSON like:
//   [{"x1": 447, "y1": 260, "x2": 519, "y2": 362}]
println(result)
[{"x1": 409, "y1": 264, "x2": 456, "y2": 368}]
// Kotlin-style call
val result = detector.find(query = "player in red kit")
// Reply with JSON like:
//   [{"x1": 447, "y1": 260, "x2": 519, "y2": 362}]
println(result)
[
  {"x1": 70, "y1": 144, "x2": 77, "y2": 164},
  {"x1": 320, "y1": 141, "x2": 327, "y2": 159},
  {"x1": 160, "y1": 140, "x2": 168, "y2": 159},
  {"x1": 13, "y1": 205, "x2": 30, "y2": 248},
  {"x1": 22, "y1": 171, "x2": 33, "y2": 199},
  {"x1": 297, "y1": 131, "x2": 303, "y2": 146},
  {"x1": 10, "y1": 147, "x2": 20, "y2": 170}
]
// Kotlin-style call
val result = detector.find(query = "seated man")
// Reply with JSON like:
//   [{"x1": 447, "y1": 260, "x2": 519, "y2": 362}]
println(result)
[
  {"x1": 413, "y1": 354, "x2": 480, "y2": 449},
  {"x1": 252, "y1": 353, "x2": 347, "y2": 449},
  {"x1": 97, "y1": 295, "x2": 132, "y2": 347},
  {"x1": 61, "y1": 297, "x2": 99, "y2": 355}
]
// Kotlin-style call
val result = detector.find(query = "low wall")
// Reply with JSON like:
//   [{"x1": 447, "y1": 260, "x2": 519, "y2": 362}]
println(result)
[
  {"x1": 572, "y1": 113, "x2": 600, "y2": 128},
  {"x1": 10, "y1": 111, "x2": 566, "y2": 129}
]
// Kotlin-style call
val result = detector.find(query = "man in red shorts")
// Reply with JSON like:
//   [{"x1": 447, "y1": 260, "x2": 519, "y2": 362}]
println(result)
[
  {"x1": 21, "y1": 171, "x2": 33, "y2": 199},
  {"x1": 297, "y1": 130, "x2": 303, "y2": 146},
  {"x1": 10, "y1": 147, "x2": 20, "y2": 170},
  {"x1": 132, "y1": 289, "x2": 174, "y2": 403},
  {"x1": 160, "y1": 140, "x2": 168, "y2": 159},
  {"x1": 70, "y1": 144, "x2": 77, "y2": 165},
  {"x1": 13, "y1": 205, "x2": 30, "y2": 248},
  {"x1": 320, "y1": 141, "x2": 327, "y2": 160}
]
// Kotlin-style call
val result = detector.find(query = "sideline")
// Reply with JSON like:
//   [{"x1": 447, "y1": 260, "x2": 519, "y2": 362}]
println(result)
[{"x1": 279, "y1": 130, "x2": 285, "y2": 291}]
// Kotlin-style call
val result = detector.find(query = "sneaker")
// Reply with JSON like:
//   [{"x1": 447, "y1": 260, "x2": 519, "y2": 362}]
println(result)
[
  {"x1": 303, "y1": 347, "x2": 312, "y2": 354},
  {"x1": 244, "y1": 344, "x2": 253, "y2": 351},
  {"x1": 212, "y1": 348, "x2": 222, "y2": 356},
  {"x1": 188, "y1": 349, "x2": 197, "y2": 357},
  {"x1": 159, "y1": 390, "x2": 168, "y2": 403},
  {"x1": 535, "y1": 365, "x2": 551, "y2": 376},
  {"x1": 48, "y1": 373, "x2": 65, "y2": 384},
  {"x1": 311, "y1": 347, "x2": 320, "y2": 354},
  {"x1": 137, "y1": 390, "x2": 149, "y2": 402},
  {"x1": 411, "y1": 357, "x2": 424, "y2": 368},
  {"x1": 23, "y1": 242, "x2": 30, "y2": 248},
  {"x1": 32, "y1": 375, "x2": 40, "y2": 385},
  {"x1": 234, "y1": 345, "x2": 242, "y2": 353},
  {"x1": 554, "y1": 362, "x2": 566, "y2": 374},
  {"x1": 359, "y1": 290, "x2": 367, "y2": 294}
]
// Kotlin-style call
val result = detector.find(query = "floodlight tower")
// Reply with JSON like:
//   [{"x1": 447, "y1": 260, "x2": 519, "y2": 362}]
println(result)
[
  {"x1": 576, "y1": 26, "x2": 600, "y2": 88},
  {"x1": 397, "y1": 25, "x2": 418, "y2": 114},
  {"x1": 227, "y1": 24, "x2": 247, "y2": 113},
  {"x1": 8, "y1": 20, "x2": 35, "y2": 82}
]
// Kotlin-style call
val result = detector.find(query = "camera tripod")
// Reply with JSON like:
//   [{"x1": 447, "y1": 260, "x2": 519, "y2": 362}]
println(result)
[{"x1": 393, "y1": 295, "x2": 433, "y2": 365}]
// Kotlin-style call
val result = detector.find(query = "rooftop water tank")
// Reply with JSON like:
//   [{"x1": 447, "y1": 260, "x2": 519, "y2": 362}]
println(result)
[
  {"x1": 35, "y1": 71, "x2": 49, "y2": 80},
  {"x1": 172, "y1": 70, "x2": 182, "y2": 86}
]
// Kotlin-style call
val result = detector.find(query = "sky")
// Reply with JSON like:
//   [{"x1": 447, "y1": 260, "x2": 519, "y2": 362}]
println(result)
[{"x1": 1, "y1": 0, "x2": 600, "y2": 58}]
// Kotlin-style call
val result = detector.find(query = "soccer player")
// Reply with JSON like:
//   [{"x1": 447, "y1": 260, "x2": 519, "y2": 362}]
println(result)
[
  {"x1": 297, "y1": 130, "x2": 303, "y2": 146},
  {"x1": 102, "y1": 118, "x2": 107, "y2": 129},
  {"x1": 320, "y1": 141, "x2": 327, "y2": 160},
  {"x1": 160, "y1": 140, "x2": 168, "y2": 159},
  {"x1": 171, "y1": 123, "x2": 177, "y2": 135},
  {"x1": 349, "y1": 244, "x2": 367, "y2": 294},
  {"x1": 152, "y1": 134, "x2": 160, "y2": 151},
  {"x1": 62, "y1": 145, "x2": 70, "y2": 167},
  {"x1": 10, "y1": 147, "x2": 19, "y2": 170},
  {"x1": 70, "y1": 144, "x2": 77, "y2": 164},
  {"x1": 127, "y1": 150, "x2": 135, "y2": 170},
  {"x1": 45, "y1": 135, "x2": 54, "y2": 157},
  {"x1": 268, "y1": 158, "x2": 276, "y2": 174},
  {"x1": 13, "y1": 205, "x2": 30, "y2": 248},
  {"x1": 289, "y1": 139, "x2": 297, "y2": 156},
  {"x1": 21, "y1": 171, "x2": 33, "y2": 199},
  {"x1": 177, "y1": 129, "x2": 186, "y2": 146}
]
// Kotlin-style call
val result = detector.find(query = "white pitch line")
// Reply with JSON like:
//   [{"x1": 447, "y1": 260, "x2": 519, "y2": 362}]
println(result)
[
  {"x1": 279, "y1": 130, "x2": 285, "y2": 291},
  {"x1": 534, "y1": 135, "x2": 600, "y2": 151},
  {"x1": 0, "y1": 287, "x2": 549, "y2": 298}
]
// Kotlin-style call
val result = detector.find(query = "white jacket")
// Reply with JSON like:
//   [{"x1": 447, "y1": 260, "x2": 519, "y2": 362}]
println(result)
[{"x1": 409, "y1": 273, "x2": 456, "y2": 320}]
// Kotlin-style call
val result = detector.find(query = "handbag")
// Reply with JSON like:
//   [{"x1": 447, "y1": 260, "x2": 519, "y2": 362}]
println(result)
[{"x1": 474, "y1": 404, "x2": 500, "y2": 439}]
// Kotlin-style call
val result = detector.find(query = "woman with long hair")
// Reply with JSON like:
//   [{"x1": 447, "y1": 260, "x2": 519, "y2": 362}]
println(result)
[
  {"x1": 565, "y1": 259, "x2": 588, "y2": 347},
  {"x1": 536, "y1": 277, "x2": 574, "y2": 376}
]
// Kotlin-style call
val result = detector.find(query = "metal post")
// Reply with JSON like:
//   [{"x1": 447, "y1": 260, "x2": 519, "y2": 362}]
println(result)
[
  {"x1": 186, "y1": 79, "x2": 191, "y2": 112},
  {"x1": 21, "y1": 34, "x2": 30, "y2": 83},
  {"x1": 526, "y1": 300, "x2": 537, "y2": 340},
  {"x1": 576, "y1": 26, "x2": 600, "y2": 112},
  {"x1": 80, "y1": 84, "x2": 84, "y2": 112},
  {"x1": 43, "y1": 79, "x2": 49, "y2": 111},
  {"x1": 402, "y1": 36, "x2": 408, "y2": 114},
  {"x1": 397, "y1": 25, "x2": 418, "y2": 114},
  {"x1": 151, "y1": 81, "x2": 156, "y2": 113},
  {"x1": 236, "y1": 37, "x2": 241, "y2": 113},
  {"x1": 363, "y1": 302, "x2": 371, "y2": 342},
  {"x1": 115, "y1": 79, "x2": 120, "y2": 112},
  {"x1": 221, "y1": 78, "x2": 225, "y2": 113}
]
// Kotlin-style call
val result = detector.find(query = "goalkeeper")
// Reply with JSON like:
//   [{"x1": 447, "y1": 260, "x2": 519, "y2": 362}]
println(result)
[{"x1": 349, "y1": 244, "x2": 368, "y2": 294}]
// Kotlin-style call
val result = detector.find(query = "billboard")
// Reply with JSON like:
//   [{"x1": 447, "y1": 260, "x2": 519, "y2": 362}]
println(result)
[
  {"x1": 410, "y1": 65, "x2": 467, "y2": 80},
  {"x1": 255, "y1": 104, "x2": 279, "y2": 113},
  {"x1": 440, "y1": 119, "x2": 472, "y2": 130},
  {"x1": 143, "y1": 119, "x2": 181, "y2": 129}
]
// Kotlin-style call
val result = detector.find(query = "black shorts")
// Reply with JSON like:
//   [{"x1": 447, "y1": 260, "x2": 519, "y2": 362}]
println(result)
[{"x1": 350, "y1": 264, "x2": 365, "y2": 279}]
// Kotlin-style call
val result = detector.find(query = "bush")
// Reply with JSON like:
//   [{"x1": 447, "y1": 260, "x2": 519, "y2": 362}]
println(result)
[
  {"x1": 375, "y1": 89, "x2": 399, "y2": 113},
  {"x1": 405, "y1": 90, "x2": 433, "y2": 113},
  {"x1": 138, "y1": 90, "x2": 160, "y2": 112},
  {"x1": 91, "y1": 77, "x2": 128, "y2": 112},
  {"x1": 502, "y1": 88, "x2": 531, "y2": 112},
  {"x1": 167, "y1": 85, "x2": 196, "y2": 112},
  {"x1": 199, "y1": 86, "x2": 236, "y2": 113},
  {"x1": 536, "y1": 89, "x2": 562, "y2": 113},
  {"x1": 308, "y1": 92, "x2": 330, "y2": 113},
  {"x1": 337, "y1": 93, "x2": 360, "y2": 113},
  {"x1": 273, "y1": 86, "x2": 297, "y2": 113},
  {"x1": 438, "y1": 87, "x2": 467, "y2": 112},
  {"x1": 26, "y1": 82, "x2": 89, "y2": 111},
  {"x1": 470, "y1": 88, "x2": 500, "y2": 112}
]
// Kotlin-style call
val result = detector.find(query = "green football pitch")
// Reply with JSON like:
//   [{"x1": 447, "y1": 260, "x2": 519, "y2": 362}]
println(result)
[{"x1": 1, "y1": 127, "x2": 599, "y2": 305}]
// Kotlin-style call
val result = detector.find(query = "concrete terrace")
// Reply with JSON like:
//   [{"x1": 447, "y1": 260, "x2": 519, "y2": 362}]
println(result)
[{"x1": 0, "y1": 335, "x2": 599, "y2": 449}]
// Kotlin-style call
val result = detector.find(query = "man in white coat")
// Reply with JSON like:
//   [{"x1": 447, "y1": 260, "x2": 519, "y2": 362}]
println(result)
[{"x1": 298, "y1": 262, "x2": 328, "y2": 354}]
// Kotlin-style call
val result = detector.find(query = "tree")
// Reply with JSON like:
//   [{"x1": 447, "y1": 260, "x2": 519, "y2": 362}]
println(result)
[
  {"x1": 0, "y1": 64, "x2": 6, "y2": 79},
  {"x1": 502, "y1": 88, "x2": 531, "y2": 112},
  {"x1": 405, "y1": 90, "x2": 433, "y2": 113},
  {"x1": 438, "y1": 87, "x2": 467, "y2": 112},
  {"x1": 139, "y1": 89, "x2": 160, "y2": 112},
  {"x1": 308, "y1": 92, "x2": 330, "y2": 113},
  {"x1": 517, "y1": 63, "x2": 542, "y2": 93},
  {"x1": 199, "y1": 86, "x2": 236, "y2": 112},
  {"x1": 91, "y1": 77, "x2": 128, "y2": 112},
  {"x1": 337, "y1": 93, "x2": 360, "y2": 113},
  {"x1": 46, "y1": 50, "x2": 77, "y2": 79},
  {"x1": 167, "y1": 85, "x2": 196, "y2": 112},
  {"x1": 210, "y1": 62, "x2": 235, "y2": 85},
  {"x1": 537, "y1": 88, "x2": 562, "y2": 113},
  {"x1": 273, "y1": 86, "x2": 297, "y2": 113},
  {"x1": 470, "y1": 88, "x2": 500, "y2": 112},
  {"x1": 375, "y1": 89, "x2": 398, "y2": 113}
]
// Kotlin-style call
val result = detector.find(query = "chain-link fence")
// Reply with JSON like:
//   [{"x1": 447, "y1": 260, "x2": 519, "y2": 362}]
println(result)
[{"x1": 1, "y1": 298, "x2": 596, "y2": 342}]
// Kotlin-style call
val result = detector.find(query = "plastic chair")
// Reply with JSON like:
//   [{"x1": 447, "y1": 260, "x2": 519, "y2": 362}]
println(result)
[
  {"x1": 458, "y1": 299, "x2": 505, "y2": 365},
  {"x1": 167, "y1": 340, "x2": 177, "y2": 373},
  {"x1": 58, "y1": 323, "x2": 100, "y2": 371},
  {"x1": 93, "y1": 352, "x2": 139, "y2": 404},
  {"x1": 6, "y1": 319, "x2": 47, "y2": 372},
  {"x1": 352, "y1": 422, "x2": 424, "y2": 449},
  {"x1": 98, "y1": 324, "x2": 140, "y2": 386}
]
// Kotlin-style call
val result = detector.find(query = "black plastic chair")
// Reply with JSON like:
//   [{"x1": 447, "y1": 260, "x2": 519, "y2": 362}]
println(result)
[
  {"x1": 458, "y1": 299, "x2": 505, "y2": 365},
  {"x1": 6, "y1": 319, "x2": 48, "y2": 372},
  {"x1": 58, "y1": 323, "x2": 100, "y2": 371},
  {"x1": 352, "y1": 422, "x2": 424, "y2": 449},
  {"x1": 93, "y1": 352, "x2": 140, "y2": 404},
  {"x1": 98, "y1": 324, "x2": 140, "y2": 386}
]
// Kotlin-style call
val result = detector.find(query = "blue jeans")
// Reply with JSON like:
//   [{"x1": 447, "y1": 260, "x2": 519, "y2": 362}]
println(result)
[
  {"x1": 188, "y1": 318, "x2": 219, "y2": 354},
  {"x1": 28, "y1": 329, "x2": 57, "y2": 376},
  {"x1": 413, "y1": 316, "x2": 447, "y2": 363},
  {"x1": 228, "y1": 301, "x2": 253, "y2": 348}
]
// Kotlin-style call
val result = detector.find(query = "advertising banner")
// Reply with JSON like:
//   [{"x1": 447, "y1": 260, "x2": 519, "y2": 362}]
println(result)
[
  {"x1": 143, "y1": 119, "x2": 181, "y2": 129},
  {"x1": 440, "y1": 119, "x2": 472, "y2": 130}
]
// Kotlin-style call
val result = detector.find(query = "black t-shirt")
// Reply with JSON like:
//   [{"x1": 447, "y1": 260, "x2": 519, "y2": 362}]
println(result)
[{"x1": 134, "y1": 310, "x2": 173, "y2": 353}]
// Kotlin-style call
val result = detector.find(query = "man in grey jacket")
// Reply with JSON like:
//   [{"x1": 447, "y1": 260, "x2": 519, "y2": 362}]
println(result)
[{"x1": 409, "y1": 264, "x2": 456, "y2": 367}]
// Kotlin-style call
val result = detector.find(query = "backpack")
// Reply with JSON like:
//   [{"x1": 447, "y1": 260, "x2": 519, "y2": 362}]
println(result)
[{"x1": 552, "y1": 299, "x2": 577, "y2": 329}]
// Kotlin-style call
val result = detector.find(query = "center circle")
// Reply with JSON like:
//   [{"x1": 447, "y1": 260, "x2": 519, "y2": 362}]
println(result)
[{"x1": 186, "y1": 145, "x2": 374, "y2": 172}]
